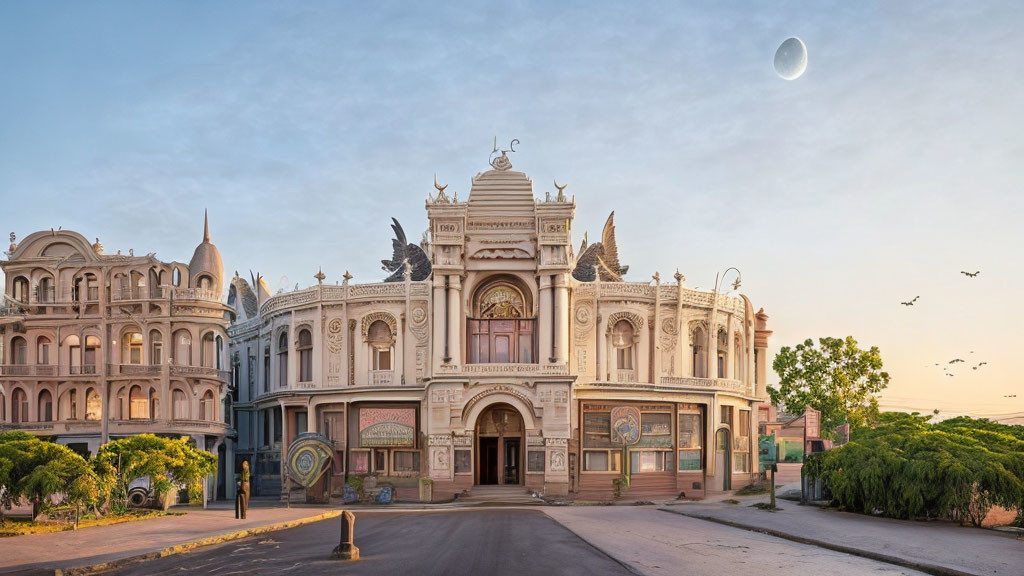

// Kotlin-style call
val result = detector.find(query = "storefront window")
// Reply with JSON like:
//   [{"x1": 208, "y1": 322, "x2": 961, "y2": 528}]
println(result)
[
  {"x1": 393, "y1": 450, "x2": 420, "y2": 473},
  {"x1": 678, "y1": 407, "x2": 703, "y2": 471},
  {"x1": 351, "y1": 450, "x2": 370, "y2": 474}
]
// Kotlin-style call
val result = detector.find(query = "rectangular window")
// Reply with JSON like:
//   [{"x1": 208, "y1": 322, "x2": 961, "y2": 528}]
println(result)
[
  {"x1": 527, "y1": 450, "x2": 545, "y2": 473},
  {"x1": 393, "y1": 450, "x2": 420, "y2": 473},
  {"x1": 323, "y1": 411, "x2": 345, "y2": 444},
  {"x1": 717, "y1": 354, "x2": 725, "y2": 378},
  {"x1": 616, "y1": 347, "x2": 633, "y2": 370},
  {"x1": 39, "y1": 343, "x2": 50, "y2": 365},
  {"x1": 153, "y1": 343, "x2": 163, "y2": 365},
  {"x1": 295, "y1": 411, "x2": 308, "y2": 435},
  {"x1": 351, "y1": 450, "x2": 370, "y2": 474},
  {"x1": 454, "y1": 449, "x2": 472, "y2": 474},
  {"x1": 494, "y1": 335, "x2": 510, "y2": 363},
  {"x1": 583, "y1": 450, "x2": 621, "y2": 472},
  {"x1": 273, "y1": 409, "x2": 282, "y2": 443},
  {"x1": 678, "y1": 408, "x2": 703, "y2": 471},
  {"x1": 374, "y1": 449, "x2": 387, "y2": 474},
  {"x1": 721, "y1": 405, "x2": 733, "y2": 428},
  {"x1": 733, "y1": 451, "x2": 751, "y2": 473},
  {"x1": 630, "y1": 451, "x2": 670, "y2": 473}
]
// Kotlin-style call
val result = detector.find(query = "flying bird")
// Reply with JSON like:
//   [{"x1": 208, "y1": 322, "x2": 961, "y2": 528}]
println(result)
[
  {"x1": 1004, "y1": 395, "x2": 1017, "y2": 398},
  {"x1": 961, "y1": 271, "x2": 980, "y2": 278},
  {"x1": 948, "y1": 359, "x2": 965, "y2": 364},
  {"x1": 900, "y1": 296, "x2": 920, "y2": 306},
  {"x1": 945, "y1": 373, "x2": 954, "y2": 377}
]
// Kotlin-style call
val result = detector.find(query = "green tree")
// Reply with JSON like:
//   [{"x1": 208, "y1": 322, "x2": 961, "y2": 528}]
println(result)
[
  {"x1": 769, "y1": 336, "x2": 890, "y2": 436},
  {"x1": 0, "y1": 431, "x2": 103, "y2": 521},
  {"x1": 95, "y1": 434, "x2": 217, "y2": 509}
]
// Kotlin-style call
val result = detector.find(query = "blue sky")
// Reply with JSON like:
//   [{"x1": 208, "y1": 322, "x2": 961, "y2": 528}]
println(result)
[{"x1": 1, "y1": 1, "x2": 1021, "y2": 417}]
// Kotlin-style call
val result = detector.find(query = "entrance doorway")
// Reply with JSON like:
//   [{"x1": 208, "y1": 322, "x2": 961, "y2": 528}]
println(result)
[
  {"x1": 716, "y1": 428, "x2": 732, "y2": 491},
  {"x1": 475, "y1": 403, "x2": 524, "y2": 486}
]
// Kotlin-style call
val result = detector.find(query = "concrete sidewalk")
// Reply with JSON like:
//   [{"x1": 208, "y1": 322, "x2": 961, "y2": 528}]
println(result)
[
  {"x1": 0, "y1": 505, "x2": 339, "y2": 575},
  {"x1": 663, "y1": 500, "x2": 1024, "y2": 576}
]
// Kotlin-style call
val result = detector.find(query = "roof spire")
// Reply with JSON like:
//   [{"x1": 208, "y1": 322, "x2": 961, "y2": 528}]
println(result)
[{"x1": 203, "y1": 209, "x2": 210, "y2": 242}]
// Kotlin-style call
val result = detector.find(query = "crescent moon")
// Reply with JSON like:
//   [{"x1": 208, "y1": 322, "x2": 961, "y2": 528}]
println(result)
[
  {"x1": 554, "y1": 179, "x2": 567, "y2": 192},
  {"x1": 434, "y1": 173, "x2": 447, "y2": 193}
]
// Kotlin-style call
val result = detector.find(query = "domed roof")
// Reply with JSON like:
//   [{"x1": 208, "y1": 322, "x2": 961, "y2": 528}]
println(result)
[{"x1": 189, "y1": 210, "x2": 223, "y2": 280}]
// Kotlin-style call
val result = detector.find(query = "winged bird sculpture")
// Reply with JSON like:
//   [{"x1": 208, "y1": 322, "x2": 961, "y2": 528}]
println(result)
[
  {"x1": 961, "y1": 270, "x2": 980, "y2": 278},
  {"x1": 572, "y1": 212, "x2": 629, "y2": 282},
  {"x1": 901, "y1": 296, "x2": 920, "y2": 306},
  {"x1": 381, "y1": 218, "x2": 432, "y2": 282}
]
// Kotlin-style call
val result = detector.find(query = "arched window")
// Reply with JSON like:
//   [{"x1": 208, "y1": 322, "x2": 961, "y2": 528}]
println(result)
[
  {"x1": 263, "y1": 345, "x2": 271, "y2": 393},
  {"x1": 69, "y1": 388, "x2": 78, "y2": 420},
  {"x1": 149, "y1": 387, "x2": 159, "y2": 420},
  {"x1": 612, "y1": 320, "x2": 635, "y2": 372},
  {"x1": 277, "y1": 332, "x2": 288, "y2": 387},
  {"x1": 36, "y1": 336, "x2": 52, "y2": 365},
  {"x1": 12, "y1": 388, "x2": 28, "y2": 423},
  {"x1": 85, "y1": 388, "x2": 101, "y2": 420},
  {"x1": 123, "y1": 332, "x2": 143, "y2": 365},
  {"x1": 150, "y1": 330, "x2": 163, "y2": 365},
  {"x1": 717, "y1": 330, "x2": 728, "y2": 379},
  {"x1": 129, "y1": 385, "x2": 148, "y2": 419},
  {"x1": 200, "y1": 390, "x2": 215, "y2": 421},
  {"x1": 469, "y1": 278, "x2": 535, "y2": 364},
  {"x1": 84, "y1": 336, "x2": 100, "y2": 373},
  {"x1": 197, "y1": 274, "x2": 213, "y2": 290},
  {"x1": 12, "y1": 276, "x2": 29, "y2": 303},
  {"x1": 298, "y1": 329, "x2": 313, "y2": 382},
  {"x1": 201, "y1": 332, "x2": 216, "y2": 368},
  {"x1": 172, "y1": 389, "x2": 188, "y2": 420},
  {"x1": 215, "y1": 336, "x2": 224, "y2": 370},
  {"x1": 65, "y1": 335, "x2": 81, "y2": 372},
  {"x1": 172, "y1": 268, "x2": 182, "y2": 287},
  {"x1": 38, "y1": 389, "x2": 53, "y2": 422},
  {"x1": 11, "y1": 337, "x2": 27, "y2": 365},
  {"x1": 0, "y1": 389, "x2": 5, "y2": 422},
  {"x1": 37, "y1": 276, "x2": 53, "y2": 303},
  {"x1": 367, "y1": 321, "x2": 393, "y2": 371},
  {"x1": 734, "y1": 337, "x2": 742, "y2": 381},
  {"x1": 692, "y1": 326, "x2": 707, "y2": 378},
  {"x1": 117, "y1": 387, "x2": 127, "y2": 419},
  {"x1": 174, "y1": 330, "x2": 192, "y2": 366}
]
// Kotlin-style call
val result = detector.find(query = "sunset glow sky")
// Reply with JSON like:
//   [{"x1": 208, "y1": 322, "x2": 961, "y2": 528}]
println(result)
[{"x1": 1, "y1": 1, "x2": 1021, "y2": 418}]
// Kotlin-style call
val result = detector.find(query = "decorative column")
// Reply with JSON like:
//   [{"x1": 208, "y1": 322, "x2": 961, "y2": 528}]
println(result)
[
  {"x1": 553, "y1": 275, "x2": 569, "y2": 364},
  {"x1": 593, "y1": 269, "x2": 603, "y2": 381},
  {"x1": 446, "y1": 275, "x2": 461, "y2": 366},
  {"x1": 538, "y1": 275, "x2": 553, "y2": 363},
  {"x1": 652, "y1": 272, "x2": 661, "y2": 382},
  {"x1": 432, "y1": 275, "x2": 446, "y2": 367}
]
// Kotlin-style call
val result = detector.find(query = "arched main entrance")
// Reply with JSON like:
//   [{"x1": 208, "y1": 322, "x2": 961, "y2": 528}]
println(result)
[{"x1": 475, "y1": 403, "x2": 525, "y2": 486}]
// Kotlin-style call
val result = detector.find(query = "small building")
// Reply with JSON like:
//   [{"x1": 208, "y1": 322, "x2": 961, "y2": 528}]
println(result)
[
  {"x1": 228, "y1": 149, "x2": 773, "y2": 501},
  {"x1": 0, "y1": 216, "x2": 233, "y2": 499}
]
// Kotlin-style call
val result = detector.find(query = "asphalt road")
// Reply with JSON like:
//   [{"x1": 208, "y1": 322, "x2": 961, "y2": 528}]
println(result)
[{"x1": 109, "y1": 509, "x2": 633, "y2": 576}]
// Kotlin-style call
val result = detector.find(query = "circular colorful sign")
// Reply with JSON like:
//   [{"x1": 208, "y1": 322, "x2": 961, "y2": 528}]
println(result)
[
  {"x1": 286, "y1": 433, "x2": 334, "y2": 488},
  {"x1": 610, "y1": 406, "x2": 641, "y2": 446}
]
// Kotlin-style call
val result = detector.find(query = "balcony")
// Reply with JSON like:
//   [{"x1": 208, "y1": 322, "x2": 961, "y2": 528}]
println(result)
[
  {"x1": 66, "y1": 365, "x2": 98, "y2": 376},
  {"x1": 171, "y1": 287, "x2": 220, "y2": 302},
  {"x1": 0, "y1": 304, "x2": 26, "y2": 317},
  {"x1": 109, "y1": 364, "x2": 162, "y2": 376},
  {"x1": 0, "y1": 365, "x2": 58, "y2": 377},
  {"x1": 169, "y1": 365, "x2": 231, "y2": 381},
  {"x1": 615, "y1": 369, "x2": 637, "y2": 383},
  {"x1": 435, "y1": 363, "x2": 569, "y2": 376},
  {"x1": 369, "y1": 370, "x2": 395, "y2": 386},
  {"x1": 658, "y1": 376, "x2": 749, "y2": 394}
]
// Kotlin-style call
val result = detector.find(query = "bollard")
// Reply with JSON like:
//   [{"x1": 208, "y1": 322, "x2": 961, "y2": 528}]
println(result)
[{"x1": 330, "y1": 510, "x2": 360, "y2": 560}]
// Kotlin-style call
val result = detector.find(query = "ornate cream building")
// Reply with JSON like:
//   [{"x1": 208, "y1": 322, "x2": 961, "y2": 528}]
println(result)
[
  {"x1": 228, "y1": 148, "x2": 772, "y2": 502},
  {"x1": 0, "y1": 216, "x2": 233, "y2": 498}
]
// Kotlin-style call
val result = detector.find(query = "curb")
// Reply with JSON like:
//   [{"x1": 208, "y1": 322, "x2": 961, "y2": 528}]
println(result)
[
  {"x1": 659, "y1": 508, "x2": 979, "y2": 576},
  {"x1": 57, "y1": 510, "x2": 343, "y2": 576}
]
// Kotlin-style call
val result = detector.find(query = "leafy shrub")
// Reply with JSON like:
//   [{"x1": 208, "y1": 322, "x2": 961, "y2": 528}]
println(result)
[{"x1": 804, "y1": 413, "x2": 1024, "y2": 526}]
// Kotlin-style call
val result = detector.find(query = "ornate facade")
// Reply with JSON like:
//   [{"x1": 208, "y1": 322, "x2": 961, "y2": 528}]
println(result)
[
  {"x1": 0, "y1": 216, "x2": 232, "y2": 497},
  {"x1": 228, "y1": 149, "x2": 772, "y2": 501}
]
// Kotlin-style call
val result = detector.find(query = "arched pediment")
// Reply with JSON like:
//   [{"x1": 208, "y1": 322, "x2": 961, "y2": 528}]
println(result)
[
  {"x1": 606, "y1": 311, "x2": 644, "y2": 334},
  {"x1": 361, "y1": 312, "x2": 398, "y2": 343},
  {"x1": 8, "y1": 231, "x2": 98, "y2": 262}
]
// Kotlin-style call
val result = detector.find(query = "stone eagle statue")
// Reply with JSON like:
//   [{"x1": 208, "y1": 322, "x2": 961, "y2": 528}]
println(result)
[
  {"x1": 572, "y1": 212, "x2": 629, "y2": 282},
  {"x1": 382, "y1": 218, "x2": 432, "y2": 282}
]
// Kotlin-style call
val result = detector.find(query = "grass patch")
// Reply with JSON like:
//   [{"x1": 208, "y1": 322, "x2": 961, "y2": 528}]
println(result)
[
  {"x1": 723, "y1": 498, "x2": 741, "y2": 505},
  {"x1": 734, "y1": 483, "x2": 769, "y2": 496},
  {"x1": 750, "y1": 502, "x2": 782, "y2": 512},
  {"x1": 0, "y1": 509, "x2": 181, "y2": 537}
]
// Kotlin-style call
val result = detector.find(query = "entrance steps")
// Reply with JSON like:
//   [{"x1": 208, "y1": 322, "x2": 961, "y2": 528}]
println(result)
[{"x1": 459, "y1": 485, "x2": 544, "y2": 506}]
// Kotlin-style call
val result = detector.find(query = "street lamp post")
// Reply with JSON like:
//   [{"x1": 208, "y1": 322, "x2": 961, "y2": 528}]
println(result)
[{"x1": 707, "y1": 267, "x2": 742, "y2": 379}]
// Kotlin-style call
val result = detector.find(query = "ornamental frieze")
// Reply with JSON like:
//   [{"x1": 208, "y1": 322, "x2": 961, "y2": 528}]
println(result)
[
  {"x1": 360, "y1": 311, "x2": 398, "y2": 343},
  {"x1": 605, "y1": 311, "x2": 644, "y2": 333}
]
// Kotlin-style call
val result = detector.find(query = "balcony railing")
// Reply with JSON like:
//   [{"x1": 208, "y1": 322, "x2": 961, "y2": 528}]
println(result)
[
  {"x1": 171, "y1": 287, "x2": 220, "y2": 302},
  {"x1": 369, "y1": 370, "x2": 395, "y2": 386},
  {"x1": 169, "y1": 365, "x2": 230, "y2": 381},
  {"x1": 0, "y1": 304, "x2": 26, "y2": 317},
  {"x1": 110, "y1": 364, "x2": 162, "y2": 376},
  {"x1": 0, "y1": 365, "x2": 33, "y2": 376},
  {"x1": 0, "y1": 365, "x2": 103, "y2": 377},
  {"x1": 658, "y1": 376, "x2": 748, "y2": 393},
  {"x1": 67, "y1": 365, "x2": 98, "y2": 376},
  {"x1": 615, "y1": 369, "x2": 637, "y2": 383}
]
